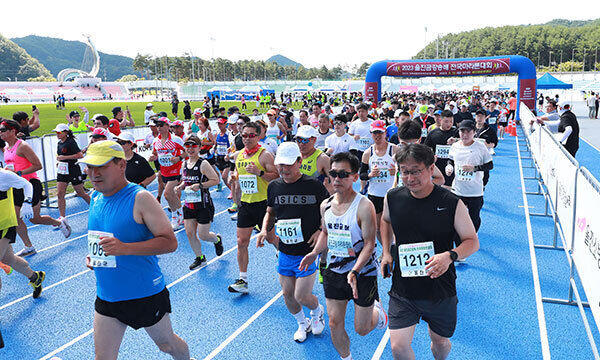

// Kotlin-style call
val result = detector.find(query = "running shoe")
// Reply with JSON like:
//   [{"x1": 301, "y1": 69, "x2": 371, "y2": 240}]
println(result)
[
  {"x1": 230, "y1": 213, "x2": 238, "y2": 221},
  {"x1": 310, "y1": 304, "x2": 325, "y2": 335},
  {"x1": 189, "y1": 255, "x2": 207, "y2": 270},
  {"x1": 228, "y1": 279, "x2": 248, "y2": 294},
  {"x1": 227, "y1": 193, "x2": 233, "y2": 200},
  {"x1": 253, "y1": 225, "x2": 260, "y2": 233},
  {"x1": 0, "y1": 262, "x2": 13, "y2": 275},
  {"x1": 15, "y1": 246, "x2": 36, "y2": 257},
  {"x1": 227, "y1": 203, "x2": 238, "y2": 213},
  {"x1": 374, "y1": 300, "x2": 388, "y2": 330},
  {"x1": 293, "y1": 319, "x2": 312, "y2": 343},
  {"x1": 58, "y1": 217, "x2": 72, "y2": 238},
  {"x1": 217, "y1": 182, "x2": 223, "y2": 192},
  {"x1": 214, "y1": 234, "x2": 224, "y2": 256},
  {"x1": 29, "y1": 271, "x2": 45, "y2": 299}
]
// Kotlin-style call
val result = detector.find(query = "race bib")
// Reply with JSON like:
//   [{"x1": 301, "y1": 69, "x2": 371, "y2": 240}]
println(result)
[
  {"x1": 435, "y1": 145, "x2": 451, "y2": 159},
  {"x1": 373, "y1": 169, "x2": 390, "y2": 183},
  {"x1": 158, "y1": 154, "x2": 173, "y2": 167},
  {"x1": 398, "y1": 241, "x2": 434, "y2": 277},
  {"x1": 88, "y1": 230, "x2": 116, "y2": 268},
  {"x1": 421, "y1": 128, "x2": 428, "y2": 137},
  {"x1": 357, "y1": 137, "x2": 371, "y2": 151},
  {"x1": 183, "y1": 188, "x2": 203, "y2": 203},
  {"x1": 239, "y1": 174, "x2": 258, "y2": 194},
  {"x1": 216, "y1": 144, "x2": 228, "y2": 156},
  {"x1": 328, "y1": 229, "x2": 355, "y2": 258},
  {"x1": 276, "y1": 218, "x2": 303, "y2": 245},
  {"x1": 456, "y1": 166, "x2": 475, "y2": 182},
  {"x1": 57, "y1": 161, "x2": 69, "y2": 175},
  {"x1": 488, "y1": 117, "x2": 497, "y2": 125}
]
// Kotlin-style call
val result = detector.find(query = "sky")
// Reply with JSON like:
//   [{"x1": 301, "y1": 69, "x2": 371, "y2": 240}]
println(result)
[{"x1": 1, "y1": 0, "x2": 596, "y2": 70}]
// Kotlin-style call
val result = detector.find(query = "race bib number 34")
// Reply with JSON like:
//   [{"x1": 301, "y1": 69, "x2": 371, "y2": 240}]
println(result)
[
  {"x1": 398, "y1": 241, "x2": 434, "y2": 277},
  {"x1": 88, "y1": 230, "x2": 116, "y2": 268},
  {"x1": 276, "y1": 218, "x2": 303, "y2": 245},
  {"x1": 328, "y1": 229, "x2": 355, "y2": 258}
]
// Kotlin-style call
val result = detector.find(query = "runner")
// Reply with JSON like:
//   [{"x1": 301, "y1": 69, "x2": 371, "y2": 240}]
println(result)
[
  {"x1": 380, "y1": 143, "x2": 479, "y2": 360},
  {"x1": 145, "y1": 119, "x2": 166, "y2": 201},
  {"x1": 117, "y1": 132, "x2": 156, "y2": 188},
  {"x1": 227, "y1": 116, "x2": 251, "y2": 219},
  {"x1": 256, "y1": 119, "x2": 278, "y2": 155},
  {"x1": 0, "y1": 169, "x2": 46, "y2": 298},
  {"x1": 170, "y1": 120, "x2": 186, "y2": 139},
  {"x1": 265, "y1": 109, "x2": 285, "y2": 143},
  {"x1": 148, "y1": 117, "x2": 185, "y2": 230},
  {"x1": 325, "y1": 115, "x2": 355, "y2": 156},
  {"x1": 257, "y1": 142, "x2": 327, "y2": 342},
  {"x1": 348, "y1": 103, "x2": 374, "y2": 194},
  {"x1": 299, "y1": 152, "x2": 387, "y2": 360},
  {"x1": 0, "y1": 119, "x2": 71, "y2": 258},
  {"x1": 214, "y1": 116, "x2": 232, "y2": 192},
  {"x1": 424, "y1": 110, "x2": 459, "y2": 188},
  {"x1": 316, "y1": 113, "x2": 334, "y2": 151},
  {"x1": 175, "y1": 135, "x2": 224, "y2": 270},
  {"x1": 229, "y1": 121, "x2": 279, "y2": 293},
  {"x1": 80, "y1": 140, "x2": 191, "y2": 360},
  {"x1": 53, "y1": 123, "x2": 91, "y2": 219}
]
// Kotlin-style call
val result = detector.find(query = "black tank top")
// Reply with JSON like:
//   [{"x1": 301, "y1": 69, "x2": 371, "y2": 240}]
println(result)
[
  {"x1": 182, "y1": 158, "x2": 213, "y2": 210},
  {"x1": 386, "y1": 185, "x2": 459, "y2": 300}
]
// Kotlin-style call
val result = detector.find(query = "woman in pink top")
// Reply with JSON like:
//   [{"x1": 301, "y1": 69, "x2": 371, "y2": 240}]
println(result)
[
  {"x1": 0, "y1": 119, "x2": 71, "y2": 257},
  {"x1": 507, "y1": 93, "x2": 517, "y2": 122}
]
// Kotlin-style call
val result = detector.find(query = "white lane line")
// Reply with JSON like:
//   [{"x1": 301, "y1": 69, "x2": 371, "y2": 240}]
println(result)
[
  {"x1": 36, "y1": 233, "x2": 254, "y2": 360},
  {"x1": 371, "y1": 329, "x2": 390, "y2": 360},
  {"x1": 516, "y1": 135, "x2": 551, "y2": 360},
  {"x1": 203, "y1": 290, "x2": 284, "y2": 360}
]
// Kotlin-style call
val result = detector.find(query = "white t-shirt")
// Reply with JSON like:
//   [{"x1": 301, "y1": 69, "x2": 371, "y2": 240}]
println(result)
[
  {"x1": 260, "y1": 137, "x2": 278, "y2": 155},
  {"x1": 448, "y1": 140, "x2": 492, "y2": 197},
  {"x1": 144, "y1": 110, "x2": 155, "y2": 125},
  {"x1": 315, "y1": 129, "x2": 334, "y2": 150},
  {"x1": 348, "y1": 118, "x2": 373, "y2": 151},
  {"x1": 325, "y1": 133, "x2": 355, "y2": 155}
]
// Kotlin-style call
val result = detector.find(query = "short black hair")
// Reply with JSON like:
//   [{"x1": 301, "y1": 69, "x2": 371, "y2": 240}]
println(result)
[
  {"x1": 242, "y1": 121, "x2": 261, "y2": 134},
  {"x1": 547, "y1": 99, "x2": 557, "y2": 108},
  {"x1": 299, "y1": 109, "x2": 309, "y2": 117},
  {"x1": 475, "y1": 109, "x2": 486, "y2": 116},
  {"x1": 398, "y1": 120, "x2": 422, "y2": 141},
  {"x1": 333, "y1": 114, "x2": 347, "y2": 123},
  {"x1": 238, "y1": 115, "x2": 251, "y2": 124},
  {"x1": 441, "y1": 110, "x2": 454, "y2": 118},
  {"x1": 228, "y1": 106, "x2": 239, "y2": 115},
  {"x1": 12, "y1": 111, "x2": 28, "y2": 122},
  {"x1": 398, "y1": 111, "x2": 410, "y2": 117},
  {"x1": 331, "y1": 152, "x2": 360, "y2": 173},
  {"x1": 357, "y1": 103, "x2": 370, "y2": 111},
  {"x1": 395, "y1": 143, "x2": 435, "y2": 167},
  {"x1": 94, "y1": 115, "x2": 110, "y2": 126}
]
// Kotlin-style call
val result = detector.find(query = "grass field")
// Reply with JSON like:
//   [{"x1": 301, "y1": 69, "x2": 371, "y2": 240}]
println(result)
[{"x1": 0, "y1": 100, "x2": 304, "y2": 135}]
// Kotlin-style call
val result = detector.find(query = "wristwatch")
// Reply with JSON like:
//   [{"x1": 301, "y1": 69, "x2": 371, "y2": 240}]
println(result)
[
  {"x1": 350, "y1": 269, "x2": 360, "y2": 277},
  {"x1": 448, "y1": 250, "x2": 458, "y2": 262},
  {"x1": 259, "y1": 170, "x2": 265, "y2": 177}
]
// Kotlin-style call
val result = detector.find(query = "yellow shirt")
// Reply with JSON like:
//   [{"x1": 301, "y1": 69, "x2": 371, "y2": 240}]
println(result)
[
  {"x1": 236, "y1": 148, "x2": 268, "y2": 203},
  {"x1": 300, "y1": 149, "x2": 322, "y2": 179},
  {"x1": 0, "y1": 188, "x2": 18, "y2": 232}
]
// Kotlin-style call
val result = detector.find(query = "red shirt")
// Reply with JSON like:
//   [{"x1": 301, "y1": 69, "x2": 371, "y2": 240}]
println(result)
[
  {"x1": 108, "y1": 119, "x2": 121, "y2": 136},
  {"x1": 152, "y1": 133, "x2": 184, "y2": 177}
]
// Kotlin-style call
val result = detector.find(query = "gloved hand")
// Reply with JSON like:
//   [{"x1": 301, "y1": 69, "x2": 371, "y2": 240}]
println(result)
[{"x1": 20, "y1": 202, "x2": 33, "y2": 220}]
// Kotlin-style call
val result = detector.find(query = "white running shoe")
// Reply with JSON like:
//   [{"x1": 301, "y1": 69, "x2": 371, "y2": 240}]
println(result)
[
  {"x1": 293, "y1": 319, "x2": 312, "y2": 343},
  {"x1": 374, "y1": 300, "x2": 388, "y2": 330},
  {"x1": 58, "y1": 217, "x2": 72, "y2": 238},
  {"x1": 15, "y1": 246, "x2": 36, "y2": 257},
  {"x1": 310, "y1": 304, "x2": 325, "y2": 335}
]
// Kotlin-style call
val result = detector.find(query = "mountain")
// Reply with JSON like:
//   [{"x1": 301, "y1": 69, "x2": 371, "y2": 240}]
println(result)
[
  {"x1": 542, "y1": 18, "x2": 600, "y2": 27},
  {"x1": 0, "y1": 33, "x2": 52, "y2": 80},
  {"x1": 266, "y1": 54, "x2": 302, "y2": 68},
  {"x1": 11, "y1": 35, "x2": 139, "y2": 81}
]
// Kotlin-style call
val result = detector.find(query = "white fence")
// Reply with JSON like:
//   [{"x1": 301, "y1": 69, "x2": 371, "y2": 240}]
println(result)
[{"x1": 520, "y1": 104, "x2": 600, "y2": 358}]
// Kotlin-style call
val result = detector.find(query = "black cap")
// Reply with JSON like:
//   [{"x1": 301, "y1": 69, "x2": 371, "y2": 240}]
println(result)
[
  {"x1": 475, "y1": 109, "x2": 486, "y2": 116},
  {"x1": 458, "y1": 120, "x2": 476, "y2": 131},
  {"x1": 69, "y1": 111, "x2": 80, "y2": 117},
  {"x1": 158, "y1": 111, "x2": 168, "y2": 118},
  {"x1": 111, "y1": 106, "x2": 122, "y2": 116}
]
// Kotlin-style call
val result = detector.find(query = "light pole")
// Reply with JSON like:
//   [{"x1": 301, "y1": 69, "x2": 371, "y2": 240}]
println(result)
[
  {"x1": 549, "y1": 51, "x2": 553, "y2": 67},
  {"x1": 571, "y1": 49, "x2": 575, "y2": 72},
  {"x1": 583, "y1": 48, "x2": 586, "y2": 72},
  {"x1": 560, "y1": 50, "x2": 563, "y2": 65}
]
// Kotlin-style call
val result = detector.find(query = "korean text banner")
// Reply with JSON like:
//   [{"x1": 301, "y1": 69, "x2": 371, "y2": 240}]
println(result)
[{"x1": 386, "y1": 58, "x2": 511, "y2": 77}]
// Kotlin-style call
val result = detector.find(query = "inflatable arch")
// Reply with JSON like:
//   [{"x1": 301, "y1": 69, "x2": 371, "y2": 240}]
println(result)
[{"x1": 365, "y1": 56, "x2": 536, "y2": 120}]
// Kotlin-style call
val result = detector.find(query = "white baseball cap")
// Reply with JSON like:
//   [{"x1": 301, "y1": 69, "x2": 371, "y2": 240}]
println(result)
[
  {"x1": 53, "y1": 123, "x2": 69, "y2": 132},
  {"x1": 296, "y1": 125, "x2": 318, "y2": 139},
  {"x1": 559, "y1": 100, "x2": 571, "y2": 108},
  {"x1": 193, "y1": 108, "x2": 203, "y2": 116},
  {"x1": 274, "y1": 142, "x2": 301, "y2": 165},
  {"x1": 146, "y1": 103, "x2": 153, "y2": 108},
  {"x1": 228, "y1": 114, "x2": 239, "y2": 124},
  {"x1": 116, "y1": 132, "x2": 135, "y2": 143}
]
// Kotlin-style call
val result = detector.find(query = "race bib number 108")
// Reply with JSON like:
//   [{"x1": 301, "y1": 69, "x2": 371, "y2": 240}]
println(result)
[{"x1": 88, "y1": 230, "x2": 117, "y2": 268}]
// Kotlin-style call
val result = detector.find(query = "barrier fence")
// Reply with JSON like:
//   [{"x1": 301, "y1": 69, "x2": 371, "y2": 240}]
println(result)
[{"x1": 520, "y1": 103, "x2": 600, "y2": 359}]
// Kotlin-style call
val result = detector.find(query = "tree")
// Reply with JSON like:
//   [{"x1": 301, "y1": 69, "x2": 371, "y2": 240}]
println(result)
[{"x1": 117, "y1": 74, "x2": 139, "y2": 82}]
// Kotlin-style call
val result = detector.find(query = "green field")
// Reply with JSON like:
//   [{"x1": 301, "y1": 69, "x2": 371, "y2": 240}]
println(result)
[{"x1": 0, "y1": 100, "x2": 304, "y2": 135}]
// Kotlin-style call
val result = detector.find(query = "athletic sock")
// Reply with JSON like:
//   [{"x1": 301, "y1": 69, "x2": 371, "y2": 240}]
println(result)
[
  {"x1": 310, "y1": 303, "x2": 322, "y2": 319},
  {"x1": 292, "y1": 310, "x2": 307, "y2": 325},
  {"x1": 341, "y1": 355, "x2": 353, "y2": 360},
  {"x1": 239, "y1": 272, "x2": 248, "y2": 282}
]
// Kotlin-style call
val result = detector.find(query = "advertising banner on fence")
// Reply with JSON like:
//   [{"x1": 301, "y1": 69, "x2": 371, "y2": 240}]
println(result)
[
  {"x1": 386, "y1": 58, "x2": 511, "y2": 77},
  {"x1": 537, "y1": 128, "x2": 558, "y2": 197},
  {"x1": 553, "y1": 148, "x2": 577, "y2": 250},
  {"x1": 573, "y1": 168, "x2": 600, "y2": 330}
]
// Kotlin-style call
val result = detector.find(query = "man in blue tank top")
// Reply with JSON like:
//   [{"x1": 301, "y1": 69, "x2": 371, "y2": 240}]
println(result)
[{"x1": 79, "y1": 141, "x2": 192, "y2": 360}]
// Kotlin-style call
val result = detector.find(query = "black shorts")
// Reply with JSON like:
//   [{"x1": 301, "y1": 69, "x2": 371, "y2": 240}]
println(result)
[
  {"x1": 388, "y1": 294, "x2": 457, "y2": 338},
  {"x1": 215, "y1": 156, "x2": 229, "y2": 171},
  {"x1": 499, "y1": 122, "x2": 508, "y2": 127},
  {"x1": 322, "y1": 268, "x2": 379, "y2": 307},
  {"x1": 13, "y1": 178, "x2": 43, "y2": 207},
  {"x1": 237, "y1": 200, "x2": 267, "y2": 229},
  {"x1": 368, "y1": 194, "x2": 384, "y2": 214},
  {"x1": 183, "y1": 204, "x2": 215, "y2": 224},
  {"x1": 1, "y1": 227, "x2": 17, "y2": 244},
  {"x1": 95, "y1": 287, "x2": 172, "y2": 330},
  {"x1": 161, "y1": 175, "x2": 181, "y2": 183},
  {"x1": 57, "y1": 165, "x2": 85, "y2": 186}
]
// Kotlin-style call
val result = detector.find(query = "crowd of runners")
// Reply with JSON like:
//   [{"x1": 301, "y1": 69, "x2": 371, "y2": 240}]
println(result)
[{"x1": 0, "y1": 89, "x2": 580, "y2": 359}]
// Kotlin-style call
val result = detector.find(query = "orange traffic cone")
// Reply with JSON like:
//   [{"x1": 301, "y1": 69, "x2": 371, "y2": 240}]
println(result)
[{"x1": 507, "y1": 118, "x2": 517, "y2": 136}]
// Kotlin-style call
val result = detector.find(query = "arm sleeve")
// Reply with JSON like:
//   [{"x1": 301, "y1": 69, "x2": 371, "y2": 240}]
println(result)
[
  {"x1": 359, "y1": 162, "x2": 370, "y2": 181},
  {"x1": 0, "y1": 170, "x2": 33, "y2": 200},
  {"x1": 560, "y1": 126, "x2": 573, "y2": 143},
  {"x1": 475, "y1": 161, "x2": 494, "y2": 172}
]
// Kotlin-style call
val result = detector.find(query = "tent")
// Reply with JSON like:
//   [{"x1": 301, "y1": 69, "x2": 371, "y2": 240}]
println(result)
[{"x1": 536, "y1": 73, "x2": 573, "y2": 89}]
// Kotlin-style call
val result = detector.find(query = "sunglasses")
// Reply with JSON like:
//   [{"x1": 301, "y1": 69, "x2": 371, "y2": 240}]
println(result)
[
  {"x1": 0, "y1": 128, "x2": 8, "y2": 132},
  {"x1": 241, "y1": 133, "x2": 258, "y2": 139},
  {"x1": 329, "y1": 170, "x2": 353, "y2": 179},
  {"x1": 295, "y1": 137, "x2": 310, "y2": 144},
  {"x1": 184, "y1": 143, "x2": 199, "y2": 148},
  {"x1": 116, "y1": 140, "x2": 131, "y2": 145}
]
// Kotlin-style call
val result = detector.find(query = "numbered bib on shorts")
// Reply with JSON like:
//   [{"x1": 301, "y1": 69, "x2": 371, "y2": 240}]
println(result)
[
  {"x1": 373, "y1": 169, "x2": 390, "y2": 183},
  {"x1": 158, "y1": 154, "x2": 173, "y2": 167},
  {"x1": 276, "y1": 218, "x2": 303, "y2": 245},
  {"x1": 357, "y1": 137, "x2": 371, "y2": 151},
  {"x1": 456, "y1": 165, "x2": 475, "y2": 182},
  {"x1": 216, "y1": 144, "x2": 228, "y2": 156},
  {"x1": 183, "y1": 188, "x2": 203, "y2": 203},
  {"x1": 239, "y1": 174, "x2": 258, "y2": 194},
  {"x1": 435, "y1": 145, "x2": 451, "y2": 159},
  {"x1": 88, "y1": 230, "x2": 116, "y2": 268},
  {"x1": 327, "y1": 229, "x2": 355, "y2": 258},
  {"x1": 421, "y1": 128, "x2": 428, "y2": 137},
  {"x1": 488, "y1": 117, "x2": 497, "y2": 124},
  {"x1": 398, "y1": 241, "x2": 434, "y2": 277},
  {"x1": 57, "y1": 161, "x2": 69, "y2": 175}
]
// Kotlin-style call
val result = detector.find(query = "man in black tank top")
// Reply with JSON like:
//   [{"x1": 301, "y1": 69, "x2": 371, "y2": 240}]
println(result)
[{"x1": 380, "y1": 144, "x2": 479, "y2": 360}]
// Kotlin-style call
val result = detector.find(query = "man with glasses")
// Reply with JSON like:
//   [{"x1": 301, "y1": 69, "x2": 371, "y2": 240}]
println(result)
[
  {"x1": 229, "y1": 122, "x2": 279, "y2": 293},
  {"x1": 148, "y1": 117, "x2": 185, "y2": 230},
  {"x1": 380, "y1": 143, "x2": 479, "y2": 360},
  {"x1": 227, "y1": 116, "x2": 250, "y2": 218},
  {"x1": 296, "y1": 125, "x2": 331, "y2": 184},
  {"x1": 299, "y1": 152, "x2": 387, "y2": 360},
  {"x1": 425, "y1": 110, "x2": 459, "y2": 188},
  {"x1": 325, "y1": 115, "x2": 354, "y2": 156}
]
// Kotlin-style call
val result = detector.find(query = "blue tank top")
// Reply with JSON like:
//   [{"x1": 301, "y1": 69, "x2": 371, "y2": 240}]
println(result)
[
  {"x1": 88, "y1": 183, "x2": 165, "y2": 302},
  {"x1": 215, "y1": 132, "x2": 230, "y2": 157}
]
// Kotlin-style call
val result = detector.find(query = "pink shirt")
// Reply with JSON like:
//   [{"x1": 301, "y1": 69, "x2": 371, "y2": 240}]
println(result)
[{"x1": 4, "y1": 139, "x2": 38, "y2": 180}]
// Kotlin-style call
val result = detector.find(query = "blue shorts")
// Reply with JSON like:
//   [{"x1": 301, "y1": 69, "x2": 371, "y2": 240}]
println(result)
[{"x1": 277, "y1": 252, "x2": 317, "y2": 278}]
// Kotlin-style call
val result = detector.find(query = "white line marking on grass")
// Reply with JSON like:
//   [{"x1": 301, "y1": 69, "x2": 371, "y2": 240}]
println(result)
[
  {"x1": 516, "y1": 135, "x2": 551, "y2": 360},
  {"x1": 371, "y1": 329, "x2": 390, "y2": 360},
  {"x1": 203, "y1": 290, "x2": 284, "y2": 360}
]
